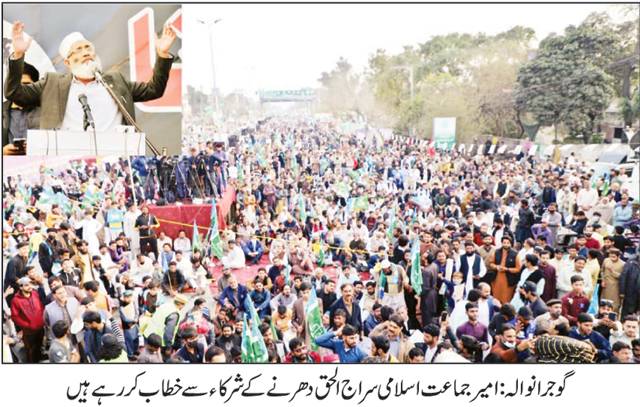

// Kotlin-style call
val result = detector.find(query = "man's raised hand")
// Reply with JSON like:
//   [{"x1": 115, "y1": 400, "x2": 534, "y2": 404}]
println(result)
[
  {"x1": 11, "y1": 21, "x2": 32, "y2": 59},
  {"x1": 156, "y1": 24, "x2": 177, "y2": 58}
]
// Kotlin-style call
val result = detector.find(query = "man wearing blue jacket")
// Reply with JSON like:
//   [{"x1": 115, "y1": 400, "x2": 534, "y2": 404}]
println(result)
[
  {"x1": 569, "y1": 313, "x2": 612, "y2": 362},
  {"x1": 218, "y1": 276, "x2": 249, "y2": 317},
  {"x1": 243, "y1": 237, "x2": 264, "y2": 265},
  {"x1": 314, "y1": 324, "x2": 366, "y2": 363}
]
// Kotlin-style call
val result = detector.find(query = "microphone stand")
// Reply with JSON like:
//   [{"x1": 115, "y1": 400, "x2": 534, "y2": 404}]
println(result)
[
  {"x1": 82, "y1": 109, "x2": 98, "y2": 156},
  {"x1": 94, "y1": 71, "x2": 161, "y2": 156}
]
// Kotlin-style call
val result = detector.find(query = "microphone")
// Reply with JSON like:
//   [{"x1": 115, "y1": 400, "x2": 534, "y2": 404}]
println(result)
[
  {"x1": 78, "y1": 93, "x2": 95, "y2": 131},
  {"x1": 93, "y1": 67, "x2": 104, "y2": 82}
]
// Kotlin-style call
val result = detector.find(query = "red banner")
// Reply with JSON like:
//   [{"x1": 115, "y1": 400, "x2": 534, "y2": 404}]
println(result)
[{"x1": 148, "y1": 187, "x2": 235, "y2": 239}]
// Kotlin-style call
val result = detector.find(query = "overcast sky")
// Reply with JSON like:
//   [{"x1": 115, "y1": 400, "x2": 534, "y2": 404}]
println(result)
[{"x1": 183, "y1": 3, "x2": 630, "y2": 97}]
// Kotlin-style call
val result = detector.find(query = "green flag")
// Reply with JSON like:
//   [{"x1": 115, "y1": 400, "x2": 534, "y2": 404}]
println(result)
[
  {"x1": 298, "y1": 193, "x2": 307, "y2": 224},
  {"x1": 353, "y1": 196, "x2": 369, "y2": 212},
  {"x1": 81, "y1": 188, "x2": 104, "y2": 209},
  {"x1": 285, "y1": 264, "x2": 292, "y2": 286},
  {"x1": 237, "y1": 163, "x2": 244, "y2": 182},
  {"x1": 317, "y1": 244, "x2": 325, "y2": 267},
  {"x1": 192, "y1": 221, "x2": 202, "y2": 253},
  {"x1": 386, "y1": 210, "x2": 397, "y2": 241},
  {"x1": 17, "y1": 185, "x2": 31, "y2": 206},
  {"x1": 244, "y1": 296, "x2": 269, "y2": 362},
  {"x1": 410, "y1": 238, "x2": 423, "y2": 294},
  {"x1": 209, "y1": 198, "x2": 224, "y2": 259},
  {"x1": 241, "y1": 315, "x2": 253, "y2": 363},
  {"x1": 306, "y1": 288, "x2": 325, "y2": 351},
  {"x1": 270, "y1": 317, "x2": 279, "y2": 341}
]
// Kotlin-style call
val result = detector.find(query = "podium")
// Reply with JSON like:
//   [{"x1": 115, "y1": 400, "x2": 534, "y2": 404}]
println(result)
[{"x1": 26, "y1": 126, "x2": 146, "y2": 156}]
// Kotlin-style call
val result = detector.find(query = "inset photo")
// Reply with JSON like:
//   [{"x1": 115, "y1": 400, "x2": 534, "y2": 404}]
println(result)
[{"x1": 2, "y1": 3, "x2": 182, "y2": 156}]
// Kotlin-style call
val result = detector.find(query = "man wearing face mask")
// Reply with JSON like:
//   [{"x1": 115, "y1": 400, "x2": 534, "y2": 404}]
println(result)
[
  {"x1": 176, "y1": 326, "x2": 205, "y2": 363},
  {"x1": 5, "y1": 21, "x2": 176, "y2": 133},
  {"x1": 487, "y1": 324, "x2": 532, "y2": 363}
]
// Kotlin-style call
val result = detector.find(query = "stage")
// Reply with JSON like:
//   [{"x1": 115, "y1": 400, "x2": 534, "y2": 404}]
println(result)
[{"x1": 148, "y1": 187, "x2": 236, "y2": 239}]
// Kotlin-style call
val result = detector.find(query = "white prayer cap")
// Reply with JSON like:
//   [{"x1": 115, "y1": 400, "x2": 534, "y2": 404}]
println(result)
[{"x1": 59, "y1": 32, "x2": 87, "y2": 58}]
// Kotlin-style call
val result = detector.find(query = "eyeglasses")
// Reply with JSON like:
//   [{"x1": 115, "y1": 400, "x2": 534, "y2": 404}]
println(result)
[{"x1": 68, "y1": 43, "x2": 94, "y2": 58}]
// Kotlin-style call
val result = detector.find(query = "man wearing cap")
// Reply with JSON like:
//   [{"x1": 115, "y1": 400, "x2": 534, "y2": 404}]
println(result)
[
  {"x1": 10, "y1": 277, "x2": 45, "y2": 362},
  {"x1": 38, "y1": 227, "x2": 61, "y2": 277},
  {"x1": 6, "y1": 21, "x2": 177, "y2": 133},
  {"x1": 510, "y1": 254, "x2": 545, "y2": 311},
  {"x1": 457, "y1": 240, "x2": 487, "y2": 292},
  {"x1": 372, "y1": 259, "x2": 409, "y2": 311},
  {"x1": 2, "y1": 61, "x2": 40, "y2": 155},
  {"x1": 141, "y1": 294, "x2": 188, "y2": 359},
  {"x1": 4, "y1": 241, "x2": 30, "y2": 294},
  {"x1": 569, "y1": 313, "x2": 612, "y2": 362},
  {"x1": 534, "y1": 299, "x2": 569, "y2": 336}
]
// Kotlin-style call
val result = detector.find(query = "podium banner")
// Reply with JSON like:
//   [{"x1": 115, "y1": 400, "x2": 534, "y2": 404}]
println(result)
[{"x1": 26, "y1": 129, "x2": 146, "y2": 156}]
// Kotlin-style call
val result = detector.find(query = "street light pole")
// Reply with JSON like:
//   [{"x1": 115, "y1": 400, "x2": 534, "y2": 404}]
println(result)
[
  {"x1": 392, "y1": 65, "x2": 416, "y2": 137},
  {"x1": 197, "y1": 18, "x2": 222, "y2": 117}
]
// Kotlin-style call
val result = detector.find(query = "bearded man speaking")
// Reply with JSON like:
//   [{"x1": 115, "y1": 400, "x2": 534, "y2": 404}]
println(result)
[{"x1": 4, "y1": 21, "x2": 176, "y2": 132}]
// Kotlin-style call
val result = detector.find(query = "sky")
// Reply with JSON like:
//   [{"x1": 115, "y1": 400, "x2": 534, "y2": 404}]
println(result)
[{"x1": 182, "y1": 3, "x2": 630, "y2": 97}]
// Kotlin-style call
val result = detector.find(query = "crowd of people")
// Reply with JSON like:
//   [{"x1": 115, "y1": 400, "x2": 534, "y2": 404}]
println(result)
[{"x1": 3, "y1": 118, "x2": 640, "y2": 364}]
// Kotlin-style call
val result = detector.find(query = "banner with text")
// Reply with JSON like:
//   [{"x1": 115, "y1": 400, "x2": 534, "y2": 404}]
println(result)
[{"x1": 433, "y1": 117, "x2": 456, "y2": 150}]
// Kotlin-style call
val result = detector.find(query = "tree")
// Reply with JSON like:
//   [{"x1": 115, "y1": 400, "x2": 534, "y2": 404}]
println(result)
[
  {"x1": 317, "y1": 57, "x2": 361, "y2": 115},
  {"x1": 367, "y1": 27, "x2": 534, "y2": 140},
  {"x1": 514, "y1": 12, "x2": 632, "y2": 143}
]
